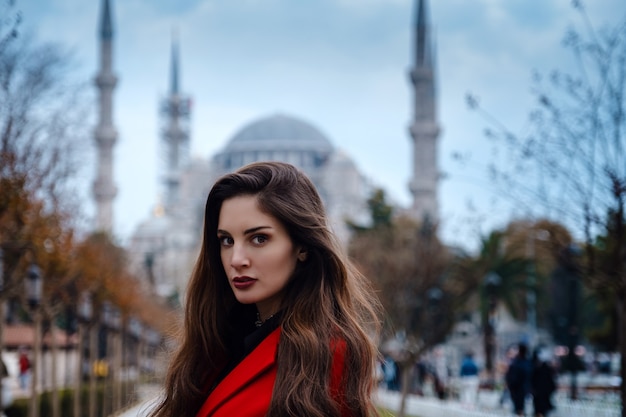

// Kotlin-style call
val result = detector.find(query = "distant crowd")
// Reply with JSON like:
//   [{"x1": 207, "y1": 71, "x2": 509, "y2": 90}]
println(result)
[{"x1": 380, "y1": 342, "x2": 563, "y2": 417}]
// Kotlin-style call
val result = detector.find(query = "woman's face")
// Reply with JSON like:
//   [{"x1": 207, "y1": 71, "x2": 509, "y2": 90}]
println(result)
[{"x1": 217, "y1": 194, "x2": 302, "y2": 320}]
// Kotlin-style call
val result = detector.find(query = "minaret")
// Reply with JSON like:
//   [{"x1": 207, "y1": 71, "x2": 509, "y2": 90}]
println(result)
[
  {"x1": 92, "y1": 0, "x2": 118, "y2": 233},
  {"x1": 160, "y1": 31, "x2": 191, "y2": 213},
  {"x1": 408, "y1": 0, "x2": 440, "y2": 223}
]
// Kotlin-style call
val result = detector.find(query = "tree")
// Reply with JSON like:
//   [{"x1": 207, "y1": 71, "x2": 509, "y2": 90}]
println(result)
[
  {"x1": 0, "y1": 3, "x2": 91, "y2": 412},
  {"x1": 466, "y1": 2, "x2": 626, "y2": 409},
  {"x1": 348, "y1": 190, "x2": 456, "y2": 417},
  {"x1": 453, "y1": 231, "x2": 527, "y2": 368},
  {"x1": 0, "y1": 0, "x2": 90, "y2": 275},
  {"x1": 346, "y1": 188, "x2": 393, "y2": 232},
  {"x1": 503, "y1": 219, "x2": 575, "y2": 331},
  {"x1": 450, "y1": 218, "x2": 576, "y2": 379},
  {"x1": 0, "y1": 0, "x2": 20, "y2": 51},
  {"x1": 1, "y1": 0, "x2": 90, "y2": 295},
  {"x1": 0, "y1": 5, "x2": 171, "y2": 414}
]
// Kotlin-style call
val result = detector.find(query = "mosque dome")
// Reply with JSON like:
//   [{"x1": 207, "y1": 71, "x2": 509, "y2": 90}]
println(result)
[
  {"x1": 226, "y1": 114, "x2": 333, "y2": 151},
  {"x1": 213, "y1": 114, "x2": 334, "y2": 171}
]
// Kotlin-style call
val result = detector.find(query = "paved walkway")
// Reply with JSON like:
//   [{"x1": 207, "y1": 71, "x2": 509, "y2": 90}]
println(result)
[
  {"x1": 113, "y1": 399, "x2": 158, "y2": 417},
  {"x1": 114, "y1": 385, "x2": 621, "y2": 417},
  {"x1": 377, "y1": 388, "x2": 621, "y2": 417},
  {"x1": 112, "y1": 385, "x2": 160, "y2": 417}
]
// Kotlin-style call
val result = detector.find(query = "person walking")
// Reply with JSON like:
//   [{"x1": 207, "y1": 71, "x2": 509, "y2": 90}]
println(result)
[
  {"x1": 17, "y1": 348, "x2": 31, "y2": 391},
  {"x1": 147, "y1": 162, "x2": 382, "y2": 417},
  {"x1": 459, "y1": 351, "x2": 480, "y2": 407},
  {"x1": 506, "y1": 343, "x2": 532, "y2": 416},
  {"x1": 531, "y1": 347, "x2": 557, "y2": 417},
  {"x1": 382, "y1": 355, "x2": 399, "y2": 392}
]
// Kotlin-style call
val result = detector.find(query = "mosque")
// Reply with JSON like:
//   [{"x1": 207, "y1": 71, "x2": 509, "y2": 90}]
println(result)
[{"x1": 91, "y1": 0, "x2": 441, "y2": 299}]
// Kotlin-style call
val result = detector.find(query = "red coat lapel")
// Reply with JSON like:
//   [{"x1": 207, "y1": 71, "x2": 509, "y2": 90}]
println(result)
[{"x1": 196, "y1": 327, "x2": 281, "y2": 417}]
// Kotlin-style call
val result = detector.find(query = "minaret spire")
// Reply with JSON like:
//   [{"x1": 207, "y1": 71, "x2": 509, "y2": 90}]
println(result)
[
  {"x1": 101, "y1": 0, "x2": 113, "y2": 40},
  {"x1": 408, "y1": 0, "x2": 440, "y2": 223},
  {"x1": 160, "y1": 31, "x2": 191, "y2": 213},
  {"x1": 170, "y1": 30, "x2": 180, "y2": 95},
  {"x1": 93, "y1": 0, "x2": 118, "y2": 233}
]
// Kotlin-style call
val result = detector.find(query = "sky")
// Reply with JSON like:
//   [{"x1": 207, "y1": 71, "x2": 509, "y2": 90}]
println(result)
[{"x1": 16, "y1": 0, "x2": 626, "y2": 251}]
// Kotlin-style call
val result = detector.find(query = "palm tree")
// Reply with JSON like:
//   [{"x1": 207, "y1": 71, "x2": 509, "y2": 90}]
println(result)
[{"x1": 450, "y1": 231, "x2": 530, "y2": 381}]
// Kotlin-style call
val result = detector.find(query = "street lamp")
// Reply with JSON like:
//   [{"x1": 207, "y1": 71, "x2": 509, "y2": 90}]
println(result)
[
  {"x1": 526, "y1": 229, "x2": 549, "y2": 345},
  {"x1": 143, "y1": 328, "x2": 161, "y2": 377},
  {"x1": 25, "y1": 264, "x2": 43, "y2": 310},
  {"x1": 102, "y1": 301, "x2": 122, "y2": 415},
  {"x1": 484, "y1": 272, "x2": 501, "y2": 385},
  {"x1": 426, "y1": 287, "x2": 443, "y2": 344},
  {"x1": 127, "y1": 317, "x2": 142, "y2": 405},
  {"x1": 75, "y1": 291, "x2": 92, "y2": 417},
  {"x1": 427, "y1": 287, "x2": 443, "y2": 304},
  {"x1": 88, "y1": 299, "x2": 99, "y2": 417},
  {"x1": 25, "y1": 263, "x2": 42, "y2": 417},
  {"x1": 562, "y1": 244, "x2": 582, "y2": 400}
]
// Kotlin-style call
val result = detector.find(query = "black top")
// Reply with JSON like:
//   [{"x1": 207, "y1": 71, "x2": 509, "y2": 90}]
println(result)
[{"x1": 211, "y1": 310, "x2": 282, "y2": 390}]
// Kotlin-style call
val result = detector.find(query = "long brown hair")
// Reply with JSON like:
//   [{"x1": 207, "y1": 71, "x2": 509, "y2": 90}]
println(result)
[{"x1": 149, "y1": 161, "x2": 381, "y2": 417}]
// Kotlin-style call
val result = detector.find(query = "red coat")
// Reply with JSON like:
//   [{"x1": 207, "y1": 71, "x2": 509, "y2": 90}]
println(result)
[{"x1": 196, "y1": 327, "x2": 349, "y2": 417}]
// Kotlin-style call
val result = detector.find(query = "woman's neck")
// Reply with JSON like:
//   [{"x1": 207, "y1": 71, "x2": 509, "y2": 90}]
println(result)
[{"x1": 255, "y1": 310, "x2": 277, "y2": 327}]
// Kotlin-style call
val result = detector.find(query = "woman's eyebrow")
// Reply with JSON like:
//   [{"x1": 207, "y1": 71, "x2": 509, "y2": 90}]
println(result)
[
  {"x1": 217, "y1": 226, "x2": 272, "y2": 236},
  {"x1": 244, "y1": 225, "x2": 272, "y2": 235}
]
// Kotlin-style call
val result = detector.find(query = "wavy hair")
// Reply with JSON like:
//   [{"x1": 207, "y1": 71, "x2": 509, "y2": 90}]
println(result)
[{"x1": 149, "y1": 161, "x2": 381, "y2": 417}]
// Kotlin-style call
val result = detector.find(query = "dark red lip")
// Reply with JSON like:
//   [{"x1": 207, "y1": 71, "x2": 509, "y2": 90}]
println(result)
[{"x1": 232, "y1": 276, "x2": 257, "y2": 289}]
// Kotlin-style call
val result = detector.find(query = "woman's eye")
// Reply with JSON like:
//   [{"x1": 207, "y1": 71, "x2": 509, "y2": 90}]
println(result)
[
  {"x1": 218, "y1": 236, "x2": 233, "y2": 246},
  {"x1": 251, "y1": 235, "x2": 268, "y2": 245}
]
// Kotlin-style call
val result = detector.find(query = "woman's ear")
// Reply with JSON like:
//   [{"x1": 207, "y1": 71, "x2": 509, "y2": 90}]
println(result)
[{"x1": 297, "y1": 248, "x2": 308, "y2": 262}]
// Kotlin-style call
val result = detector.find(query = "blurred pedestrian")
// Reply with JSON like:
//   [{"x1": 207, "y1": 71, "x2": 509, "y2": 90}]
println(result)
[
  {"x1": 531, "y1": 347, "x2": 557, "y2": 417},
  {"x1": 382, "y1": 355, "x2": 399, "y2": 391},
  {"x1": 506, "y1": 343, "x2": 532, "y2": 416},
  {"x1": 459, "y1": 351, "x2": 479, "y2": 407},
  {"x1": 18, "y1": 347, "x2": 31, "y2": 390},
  {"x1": 499, "y1": 346, "x2": 516, "y2": 408}
]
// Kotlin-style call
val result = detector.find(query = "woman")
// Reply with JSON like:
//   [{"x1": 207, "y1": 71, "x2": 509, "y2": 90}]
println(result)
[{"x1": 149, "y1": 161, "x2": 382, "y2": 417}]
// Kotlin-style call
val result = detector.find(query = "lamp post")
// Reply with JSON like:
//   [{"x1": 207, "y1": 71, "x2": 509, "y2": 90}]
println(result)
[
  {"x1": 144, "y1": 328, "x2": 161, "y2": 378},
  {"x1": 74, "y1": 291, "x2": 92, "y2": 417},
  {"x1": 426, "y1": 287, "x2": 443, "y2": 345},
  {"x1": 25, "y1": 263, "x2": 43, "y2": 417},
  {"x1": 484, "y1": 272, "x2": 501, "y2": 385},
  {"x1": 102, "y1": 301, "x2": 121, "y2": 415},
  {"x1": 526, "y1": 229, "x2": 549, "y2": 346},
  {"x1": 127, "y1": 317, "x2": 142, "y2": 405},
  {"x1": 114, "y1": 310, "x2": 123, "y2": 412},
  {"x1": 563, "y1": 244, "x2": 581, "y2": 400},
  {"x1": 88, "y1": 300, "x2": 99, "y2": 417}
]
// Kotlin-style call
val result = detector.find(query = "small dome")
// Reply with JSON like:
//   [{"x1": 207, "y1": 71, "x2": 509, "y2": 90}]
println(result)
[
  {"x1": 134, "y1": 212, "x2": 171, "y2": 238},
  {"x1": 222, "y1": 114, "x2": 333, "y2": 153}
]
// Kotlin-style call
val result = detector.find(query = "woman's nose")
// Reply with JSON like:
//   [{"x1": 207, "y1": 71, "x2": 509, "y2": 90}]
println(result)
[{"x1": 230, "y1": 244, "x2": 249, "y2": 268}]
